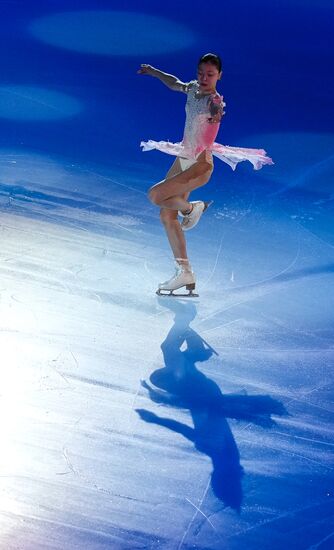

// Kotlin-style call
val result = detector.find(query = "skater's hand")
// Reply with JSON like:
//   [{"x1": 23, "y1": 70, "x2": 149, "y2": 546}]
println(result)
[
  {"x1": 137, "y1": 64, "x2": 156, "y2": 76},
  {"x1": 208, "y1": 95, "x2": 226, "y2": 123}
]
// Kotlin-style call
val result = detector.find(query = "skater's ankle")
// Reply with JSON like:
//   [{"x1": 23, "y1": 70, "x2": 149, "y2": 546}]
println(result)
[
  {"x1": 181, "y1": 204, "x2": 193, "y2": 216},
  {"x1": 175, "y1": 258, "x2": 192, "y2": 271}
]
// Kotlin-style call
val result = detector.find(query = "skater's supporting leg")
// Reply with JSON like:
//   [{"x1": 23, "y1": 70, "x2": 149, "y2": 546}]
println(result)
[
  {"x1": 152, "y1": 156, "x2": 206, "y2": 296},
  {"x1": 158, "y1": 200, "x2": 196, "y2": 295},
  {"x1": 160, "y1": 203, "x2": 188, "y2": 261},
  {"x1": 157, "y1": 158, "x2": 190, "y2": 262},
  {"x1": 157, "y1": 260, "x2": 196, "y2": 295}
]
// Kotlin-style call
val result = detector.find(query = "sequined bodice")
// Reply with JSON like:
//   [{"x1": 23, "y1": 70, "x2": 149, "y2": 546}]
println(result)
[{"x1": 182, "y1": 81, "x2": 223, "y2": 159}]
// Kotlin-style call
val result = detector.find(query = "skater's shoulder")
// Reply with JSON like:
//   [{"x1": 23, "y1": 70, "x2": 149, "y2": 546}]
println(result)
[{"x1": 184, "y1": 80, "x2": 198, "y2": 94}]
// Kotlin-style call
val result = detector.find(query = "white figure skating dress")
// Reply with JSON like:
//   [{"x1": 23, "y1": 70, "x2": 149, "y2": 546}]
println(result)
[{"x1": 141, "y1": 80, "x2": 273, "y2": 170}]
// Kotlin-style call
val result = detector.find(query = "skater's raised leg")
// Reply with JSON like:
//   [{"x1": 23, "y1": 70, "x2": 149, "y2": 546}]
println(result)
[{"x1": 148, "y1": 150, "x2": 213, "y2": 221}]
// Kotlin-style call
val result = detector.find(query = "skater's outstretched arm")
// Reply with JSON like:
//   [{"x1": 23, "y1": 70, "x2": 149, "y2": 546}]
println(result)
[{"x1": 137, "y1": 64, "x2": 188, "y2": 92}]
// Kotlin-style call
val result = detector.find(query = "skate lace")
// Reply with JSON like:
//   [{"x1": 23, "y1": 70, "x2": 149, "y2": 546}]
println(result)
[
  {"x1": 172, "y1": 266, "x2": 191, "y2": 280},
  {"x1": 174, "y1": 266, "x2": 183, "y2": 277}
]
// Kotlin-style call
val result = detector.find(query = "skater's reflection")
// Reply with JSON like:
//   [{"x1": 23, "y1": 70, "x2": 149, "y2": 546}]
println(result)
[{"x1": 136, "y1": 298, "x2": 286, "y2": 512}]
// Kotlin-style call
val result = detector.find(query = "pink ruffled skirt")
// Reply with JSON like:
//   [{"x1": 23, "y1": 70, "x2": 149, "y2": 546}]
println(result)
[{"x1": 140, "y1": 139, "x2": 273, "y2": 171}]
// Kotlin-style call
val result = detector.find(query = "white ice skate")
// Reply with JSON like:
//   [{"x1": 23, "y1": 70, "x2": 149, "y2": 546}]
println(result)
[
  {"x1": 156, "y1": 265, "x2": 198, "y2": 297},
  {"x1": 180, "y1": 200, "x2": 213, "y2": 231}
]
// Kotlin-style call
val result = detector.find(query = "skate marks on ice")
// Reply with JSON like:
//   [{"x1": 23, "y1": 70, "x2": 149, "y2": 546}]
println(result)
[
  {"x1": 0, "y1": 151, "x2": 152, "y2": 236},
  {"x1": 0, "y1": 213, "x2": 158, "y2": 321},
  {"x1": 136, "y1": 299, "x2": 287, "y2": 518},
  {"x1": 0, "y1": 153, "x2": 162, "y2": 315}
]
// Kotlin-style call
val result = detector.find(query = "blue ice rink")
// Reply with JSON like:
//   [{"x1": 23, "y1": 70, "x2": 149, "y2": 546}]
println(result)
[{"x1": 0, "y1": 1, "x2": 333, "y2": 548}]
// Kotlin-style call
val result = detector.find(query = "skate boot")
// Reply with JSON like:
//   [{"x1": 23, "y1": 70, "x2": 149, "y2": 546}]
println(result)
[
  {"x1": 157, "y1": 262, "x2": 198, "y2": 297},
  {"x1": 180, "y1": 200, "x2": 213, "y2": 231}
]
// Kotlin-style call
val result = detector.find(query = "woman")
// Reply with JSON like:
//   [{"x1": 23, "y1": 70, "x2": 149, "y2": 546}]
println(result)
[{"x1": 138, "y1": 53, "x2": 272, "y2": 296}]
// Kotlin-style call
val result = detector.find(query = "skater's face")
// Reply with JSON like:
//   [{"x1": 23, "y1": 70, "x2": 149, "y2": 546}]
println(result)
[{"x1": 197, "y1": 62, "x2": 221, "y2": 93}]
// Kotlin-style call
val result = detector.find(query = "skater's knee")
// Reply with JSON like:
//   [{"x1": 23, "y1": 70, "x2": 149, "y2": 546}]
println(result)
[{"x1": 148, "y1": 186, "x2": 161, "y2": 206}]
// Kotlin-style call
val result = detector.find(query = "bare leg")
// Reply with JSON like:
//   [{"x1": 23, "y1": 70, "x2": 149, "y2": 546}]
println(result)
[
  {"x1": 149, "y1": 153, "x2": 213, "y2": 291},
  {"x1": 158, "y1": 197, "x2": 195, "y2": 294},
  {"x1": 160, "y1": 201, "x2": 189, "y2": 261},
  {"x1": 157, "y1": 158, "x2": 191, "y2": 262},
  {"x1": 148, "y1": 150, "x2": 213, "y2": 212}
]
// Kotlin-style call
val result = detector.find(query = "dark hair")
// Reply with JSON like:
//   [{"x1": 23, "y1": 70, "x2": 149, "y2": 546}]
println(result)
[{"x1": 198, "y1": 53, "x2": 222, "y2": 73}]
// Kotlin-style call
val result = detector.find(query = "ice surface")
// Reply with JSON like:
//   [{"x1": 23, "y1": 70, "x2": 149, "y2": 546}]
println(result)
[{"x1": 0, "y1": 1, "x2": 333, "y2": 549}]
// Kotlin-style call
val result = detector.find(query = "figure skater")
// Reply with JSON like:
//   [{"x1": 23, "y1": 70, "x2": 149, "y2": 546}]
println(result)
[{"x1": 138, "y1": 53, "x2": 273, "y2": 296}]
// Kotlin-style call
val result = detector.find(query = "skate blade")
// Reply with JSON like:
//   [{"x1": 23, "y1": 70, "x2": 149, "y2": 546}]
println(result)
[
  {"x1": 156, "y1": 283, "x2": 198, "y2": 298},
  {"x1": 156, "y1": 288, "x2": 199, "y2": 298},
  {"x1": 204, "y1": 200, "x2": 213, "y2": 212}
]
